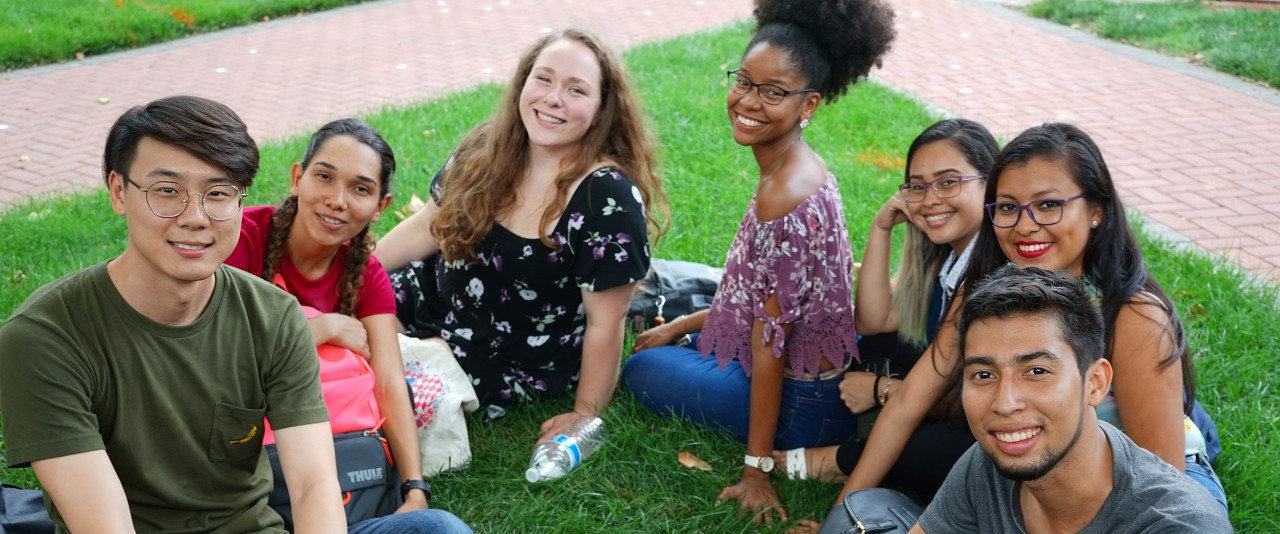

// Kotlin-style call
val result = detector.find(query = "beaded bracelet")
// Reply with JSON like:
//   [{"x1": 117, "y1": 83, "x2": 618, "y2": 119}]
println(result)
[{"x1": 879, "y1": 378, "x2": 896, "y2": 407}]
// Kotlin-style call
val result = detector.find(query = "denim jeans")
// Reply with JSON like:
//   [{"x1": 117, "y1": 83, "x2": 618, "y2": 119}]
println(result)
[
  {"x1": 622, "y1": 335, "x2": 856, "y2": 450},
  {"x1": 348, "y1": 509, "x2": 473, "y2": 534},
  {"x1": 1185, "y1": 451, "x2": 1229, "y2": 516}
]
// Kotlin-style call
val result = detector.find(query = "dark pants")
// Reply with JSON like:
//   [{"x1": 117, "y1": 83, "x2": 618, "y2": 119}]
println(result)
[{"x1": 835, "y1": 418, "x2": 974, "y2": 502}]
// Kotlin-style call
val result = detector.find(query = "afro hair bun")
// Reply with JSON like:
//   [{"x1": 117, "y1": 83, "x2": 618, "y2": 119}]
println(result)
[{"x1": 752, "y1": 0, "x2": 896, "y2": 102}]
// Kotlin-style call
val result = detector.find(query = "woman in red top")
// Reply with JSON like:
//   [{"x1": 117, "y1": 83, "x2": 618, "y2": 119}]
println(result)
[{"x1": 226, "y1": 118, "x2": 429, "y2": 513}]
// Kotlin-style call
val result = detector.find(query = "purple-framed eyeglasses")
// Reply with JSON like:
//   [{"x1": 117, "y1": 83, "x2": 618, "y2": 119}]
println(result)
[
  {"x1": 985, "y1": 193, "x2": 1087, "y2": 228},
  {"x1": 898, "y1": 175, "x2": 985, "y2": 203}
]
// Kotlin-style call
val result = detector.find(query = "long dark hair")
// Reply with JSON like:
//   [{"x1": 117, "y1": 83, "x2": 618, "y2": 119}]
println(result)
[
  {"x1": 261, "y1": 118, "x2": 396, "y2": 317},
  {"x1": 961, "y1": 123, "x2": 1194, "y2": 412},
  {"x1": 893, "y1": 118, "x2": 998, "y2": 345}
]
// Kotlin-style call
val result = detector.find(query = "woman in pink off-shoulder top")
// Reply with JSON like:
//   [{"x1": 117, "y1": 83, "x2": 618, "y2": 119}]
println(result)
[{"x1": 621, "y1": 0, "x2": 896, "y2": 523}]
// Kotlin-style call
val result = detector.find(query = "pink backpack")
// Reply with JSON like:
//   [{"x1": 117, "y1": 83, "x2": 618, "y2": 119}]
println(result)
[{"x1": 263, "y1": 304, "x2": 383, "y2": 445}]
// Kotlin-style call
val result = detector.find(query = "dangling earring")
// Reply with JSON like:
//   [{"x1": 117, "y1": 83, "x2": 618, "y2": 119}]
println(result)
[{"x1": 800, "y1": 118, "x2": 810, "y2": 129}]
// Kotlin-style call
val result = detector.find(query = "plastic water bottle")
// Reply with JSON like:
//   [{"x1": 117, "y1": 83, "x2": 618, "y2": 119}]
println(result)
[{"x1": 525, "y1": 416, "x2": 607, "y2": 482}]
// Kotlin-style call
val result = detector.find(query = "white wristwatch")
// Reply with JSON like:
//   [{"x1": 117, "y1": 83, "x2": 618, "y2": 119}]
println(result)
[{"x1": 744, "y1": 454, "x2": 775, "y2": 473}]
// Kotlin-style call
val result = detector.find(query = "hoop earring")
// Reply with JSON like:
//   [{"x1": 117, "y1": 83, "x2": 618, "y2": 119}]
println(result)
[{"x1": 800, "y1": 118, "x2": 810, "y2": 129}]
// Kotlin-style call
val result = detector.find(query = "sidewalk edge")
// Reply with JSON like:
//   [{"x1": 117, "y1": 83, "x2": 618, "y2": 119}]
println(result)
[{"x1": 965, "y1": 0, "x2": 1280, "y2": 107}]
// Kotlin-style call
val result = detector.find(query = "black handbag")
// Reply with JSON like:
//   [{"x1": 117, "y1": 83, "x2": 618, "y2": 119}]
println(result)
[
  {"x1": 627, "y1": 259, "x2": 723, "y2": 331},
  {"x1": 265, "y1": 429, "x2": 401, "y2": 528},
  {"x1": 816, "y1": 488, "x2": 922, "y2": 534}
]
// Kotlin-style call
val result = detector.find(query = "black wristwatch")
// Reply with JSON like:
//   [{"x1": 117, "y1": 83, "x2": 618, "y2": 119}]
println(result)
[{"x1": 400, "y1": 479, "x2": 432, "y2": 503}]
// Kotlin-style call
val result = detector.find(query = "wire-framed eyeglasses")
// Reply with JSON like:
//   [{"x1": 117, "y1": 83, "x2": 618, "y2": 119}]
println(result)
[
  {"x1": 726, "y1": 69, "x2": 815, "y2": 106},
  {"x1": 121, "y1": 174, "x2": 248, "y2": 221},
  {"x1": 897, "y1": 175, "x2": 985, "y2": 203},
  {"x1": 985, "y1": 194, "x2": 1087, "y2": 228}
]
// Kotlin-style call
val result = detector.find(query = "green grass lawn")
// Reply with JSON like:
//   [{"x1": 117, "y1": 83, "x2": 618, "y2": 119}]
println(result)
[
  {"x1": 0, "y1": 0, "x2": 376, "y2": 70},
  {"x1": 2, "y1": 21, "x2": 1278, "y2": 532},
  {"x1": 1027, "y1": 0, "x2": 1280, "y2": 89}
]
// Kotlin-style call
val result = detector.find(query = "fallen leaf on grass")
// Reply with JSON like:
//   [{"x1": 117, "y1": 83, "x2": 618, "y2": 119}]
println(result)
[
  {"x1": 856, "y1": 146, "x2": 905, "y2": 172},
  {"x1": 678, "y1": 451, "x2": 712, "y2": 471}
]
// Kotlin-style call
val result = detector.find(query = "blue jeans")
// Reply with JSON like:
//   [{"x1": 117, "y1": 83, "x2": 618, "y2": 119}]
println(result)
[
  {"x1": 622, "y1": 335, "x2": 856, "y2": 450},
  {"x1": 1185, "y1": 451, "x2": 1229, "y2": 516},
  {"x1": 349, "y1": 509, "x2": 473, "y2": 534}
]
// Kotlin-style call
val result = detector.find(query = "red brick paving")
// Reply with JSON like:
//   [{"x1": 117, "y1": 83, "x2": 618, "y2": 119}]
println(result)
[
  {"x1": 0, "y1": 0, "x2": 752, "y2": 201},
  {"x1": 2, "y1": 0, "x2": 1279, "y2": 281},
  {"x1": 874, "y1": 0, "x2": 1280, "y2": 282}
]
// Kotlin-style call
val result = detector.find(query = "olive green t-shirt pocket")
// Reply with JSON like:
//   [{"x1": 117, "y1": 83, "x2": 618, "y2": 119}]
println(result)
[{"x1": 208, "y1": 402, "x2": 267, "y2": 463}]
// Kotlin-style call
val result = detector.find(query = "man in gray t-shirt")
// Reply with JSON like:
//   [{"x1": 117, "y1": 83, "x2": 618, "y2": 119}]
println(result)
[{"x1": 912, "y1": 266, "x2": 1230, "y2": 533}]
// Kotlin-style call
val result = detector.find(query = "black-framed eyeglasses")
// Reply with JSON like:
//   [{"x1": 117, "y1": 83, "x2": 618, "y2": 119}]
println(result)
[
  {"x1": 726, "y1": 69, "x2": 815, "y2": 106},
  {"x1": 898, "y1": 175, "x2": 985, "y2": 203},
  {"x1": 985, "y1": 194, "x2": 1087, "y2": 228},
  {"x1": 120, "y1": 173, "x2": 247, "y2": 221}
]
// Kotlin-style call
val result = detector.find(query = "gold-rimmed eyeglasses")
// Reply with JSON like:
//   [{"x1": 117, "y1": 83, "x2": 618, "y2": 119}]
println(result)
[{"x1": 120, "y1": 174, "x2": 247, "y2": 221}]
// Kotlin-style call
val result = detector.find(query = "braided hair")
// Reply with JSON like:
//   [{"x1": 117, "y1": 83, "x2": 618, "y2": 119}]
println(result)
[{"x1": 260, "y1": 118, "x2": 396, "y2": 317}]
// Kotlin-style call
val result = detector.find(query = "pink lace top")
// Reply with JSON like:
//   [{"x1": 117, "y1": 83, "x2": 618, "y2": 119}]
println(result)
[{"x1": 700, "y1": 173, "x2": 859, "y2": 377}]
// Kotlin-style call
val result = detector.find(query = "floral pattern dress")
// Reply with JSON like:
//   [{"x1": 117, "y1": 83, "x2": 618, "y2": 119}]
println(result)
[
  {"x1": 698, "y1": 173, "x2": 858, "y2": 377},
  {"x1": 389, "y1": 167, "x2": 649, "y2": 407}
]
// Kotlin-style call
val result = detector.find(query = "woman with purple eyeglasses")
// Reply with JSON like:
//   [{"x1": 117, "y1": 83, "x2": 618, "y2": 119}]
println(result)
[
  {"x1": 820, "y1": 123, "x2": 1226, "y2": 519},
  {"x1": 771, "y1": 119, "x2": 997, "y2": 503}
]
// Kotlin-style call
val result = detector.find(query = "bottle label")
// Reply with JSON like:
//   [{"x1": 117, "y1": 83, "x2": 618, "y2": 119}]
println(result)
[{"x1": 553, "y1": 435, "x2": 582, "y2": 469}]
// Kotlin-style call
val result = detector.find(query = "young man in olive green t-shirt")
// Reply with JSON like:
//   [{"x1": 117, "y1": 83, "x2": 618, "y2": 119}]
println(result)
[{"x1": 0, "y1": 96, "x2": 347, "y2": 533}]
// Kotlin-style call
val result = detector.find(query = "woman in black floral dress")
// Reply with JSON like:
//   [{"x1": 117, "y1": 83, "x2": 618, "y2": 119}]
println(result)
[{"x1": 376, "y1": 28, "x2": 668, "y2": 443}]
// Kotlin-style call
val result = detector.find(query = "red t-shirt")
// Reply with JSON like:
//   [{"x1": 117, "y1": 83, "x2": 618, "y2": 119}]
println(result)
[{"x1": 226, "y1": 205, "x2": 395, "y2": 319}]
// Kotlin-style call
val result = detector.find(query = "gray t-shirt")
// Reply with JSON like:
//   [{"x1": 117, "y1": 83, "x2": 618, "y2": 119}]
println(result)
[{"x1": 919, "y1": 421, "x2": 1232, "y2": 533}]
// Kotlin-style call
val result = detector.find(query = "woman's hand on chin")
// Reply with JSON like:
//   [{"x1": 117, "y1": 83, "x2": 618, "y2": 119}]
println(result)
[{"x1": 872, "y1": 194, "x2": 911, "y2": 232}]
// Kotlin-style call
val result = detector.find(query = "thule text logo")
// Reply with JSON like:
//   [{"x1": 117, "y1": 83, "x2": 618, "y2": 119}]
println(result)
[{"x1": 347, "y1": 468, "x2": 384, "y2": 483}]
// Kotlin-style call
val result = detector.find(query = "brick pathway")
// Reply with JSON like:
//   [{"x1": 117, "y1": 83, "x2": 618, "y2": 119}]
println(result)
[
  {"x1": 874, "y1": 0, "x2": 1280, "y2": 280},
  {"x1": 0, "y1": 0, "x2": 751, "y2": 203},
  {"x1": 2, "y1": 0, "x2": 1279, "y2": 281}
]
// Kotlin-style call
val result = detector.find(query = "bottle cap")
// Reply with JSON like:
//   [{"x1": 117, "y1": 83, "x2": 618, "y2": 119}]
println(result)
[{"x1": 525, "y1": 461, "x2": 565, "y2": 482}]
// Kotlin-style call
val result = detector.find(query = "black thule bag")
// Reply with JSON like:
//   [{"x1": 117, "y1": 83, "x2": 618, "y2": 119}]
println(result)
[
  {"x1": 265, "y1": 429, "x2": 400, "y2": 529},
  {"x1": 628, "y1": 259, "x2": 724, "y2": 332}
]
